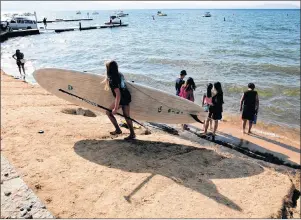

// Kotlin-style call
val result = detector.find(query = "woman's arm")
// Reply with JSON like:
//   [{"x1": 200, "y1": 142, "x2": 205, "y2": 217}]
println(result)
[
  {"x1": 12, "y1": 54, "x2": 16, "y2": 60},
  {"x1": 112, "y1": 88, "x2": 121, "y2": 114},
  {"x1": 202, "y1": 94, "x2": 205, "y2": 106},
  {"x1": 240, "y1": 93, "x2": 245, "y2": 112}
]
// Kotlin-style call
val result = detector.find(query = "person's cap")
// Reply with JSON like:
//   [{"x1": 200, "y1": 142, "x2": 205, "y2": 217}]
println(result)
[
  {"x1": 16, "y1": 49, "x2": 20, "y2": 52},
  {"x1": 180, "y1": 70, "x2": 187, "y2": 75}
]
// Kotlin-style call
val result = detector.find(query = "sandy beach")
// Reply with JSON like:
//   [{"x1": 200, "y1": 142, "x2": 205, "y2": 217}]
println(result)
[{"x1": 1, "y1": 70, "x2": 300, "y2": 218}]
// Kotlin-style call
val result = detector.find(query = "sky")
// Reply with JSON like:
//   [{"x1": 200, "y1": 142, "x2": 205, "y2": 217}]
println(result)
[{"x1": 1, "y1": 1, "x2": 300, "y2": 12}]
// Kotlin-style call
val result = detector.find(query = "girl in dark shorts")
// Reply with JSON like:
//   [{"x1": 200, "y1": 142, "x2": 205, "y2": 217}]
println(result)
[
  {"x1": 240, "y1": 83, "x2": 259, "y2": 134},
  {"x1": 104, "y1": 60, "x2": 136, "y2": 140},
  {"x1": 203, "y1": 82, "x2": 224, "y2": 140},
  {"x1": 202, "y1": 83, "x2": 213, "y2": 130}
]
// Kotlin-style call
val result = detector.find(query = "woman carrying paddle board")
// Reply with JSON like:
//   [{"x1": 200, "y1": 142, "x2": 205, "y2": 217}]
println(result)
[{"x1": 104, "y1": 60, "x2": 136, "y2": 140}]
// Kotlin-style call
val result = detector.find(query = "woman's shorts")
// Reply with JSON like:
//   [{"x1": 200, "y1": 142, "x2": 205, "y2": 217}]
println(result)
[
  {"x1": 120, "y1": 89, "x2": 131, "y2": 106},
  {"x1": 208, "y1": 111, "x2": 222, "y2": 120},
  {"x1": 17, "y1": 61, "x2": 24, "y2": 67}
]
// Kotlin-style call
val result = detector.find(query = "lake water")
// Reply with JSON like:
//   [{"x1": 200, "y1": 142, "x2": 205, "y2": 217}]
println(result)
[{"x1": 1, "y1": 9, "x2": 300, "y2": 128}]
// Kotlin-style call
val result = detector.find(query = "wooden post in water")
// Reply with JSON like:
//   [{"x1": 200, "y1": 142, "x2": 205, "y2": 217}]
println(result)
[
  {"x1": 79, "y1": 22, "x2": 81, "y2": 31},
  {"x1": 34, "y1": 11, "x2": 38, "y2": 29}
]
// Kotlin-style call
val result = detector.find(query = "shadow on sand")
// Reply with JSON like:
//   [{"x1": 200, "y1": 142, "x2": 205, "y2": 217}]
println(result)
[
  {"x1": 74, "y1": 139, "x2": 265, "y2": 212},
  {"x1": 249, "y1": 133, "x2": 300, "y2": 154},
  {"x1": 213, "y1": 131, "x2": 300, "y2": 168}
]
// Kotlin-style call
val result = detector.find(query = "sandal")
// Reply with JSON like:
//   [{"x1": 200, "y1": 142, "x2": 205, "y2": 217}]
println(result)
[
  {"x1": 199, "y1": 133, "x2": 208, "y2": 138},
  {"x1": 124, "y1": 135, "x2": 136, "y2": 140},
  {"x1": 110, "y1": 130, "x2": 122, "y2": 135}
]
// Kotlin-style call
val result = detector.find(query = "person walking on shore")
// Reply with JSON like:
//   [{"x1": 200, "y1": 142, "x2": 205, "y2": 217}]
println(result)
[
  {"x1": 43, "y1": 17, "x2": 47, "y2": 29},
  {"x1": 175, "y1": 70, "x2": 187, "y2": 96},
  {"x1": 240, "y1": 83, "x2": 259, "y2": 134},
  {"x1": 203, "y1": 82, "x2": 224, "y2": 140},
  {"x1": 179, "y1": 77, "x2": 196, "y2": 130},
  {"x1": 12, "y1": 49, "x2": 26, "y2": 80},
  {"x1": 103, "y1": 60, "x2": 136, "y2": 140}
]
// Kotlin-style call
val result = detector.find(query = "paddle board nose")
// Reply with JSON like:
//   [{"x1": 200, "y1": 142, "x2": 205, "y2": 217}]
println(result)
[{"x1": 33, "y1": 68, "x2": 48, "y2": 82}]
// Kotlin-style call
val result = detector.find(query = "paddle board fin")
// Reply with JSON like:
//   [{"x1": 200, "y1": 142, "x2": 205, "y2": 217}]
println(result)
[{"x1": 190, "y1": 114, "x2": 204, "y2": 124}]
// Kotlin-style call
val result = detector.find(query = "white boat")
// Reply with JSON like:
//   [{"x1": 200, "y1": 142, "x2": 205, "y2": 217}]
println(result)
[
  {"x1": 76, "y1": 11, "x2": 81, "y2": 15},
  {"x1": 157, "y1": 11, "x2": 167, "y2": 16},
  {"x1": 116, "y1": 11, "x2": 128, "y2": 17},
  {"x1": 105, "y1": 15, "x2": 123, "y2": 25},
  {"x1": 92, "y1": 11, "x2": 99, "y2": 15},
  {"x1": 19, "y1": 12, "x2": 34, "y2": 16},
  {"x1": 203, "y1": 12, "x2": 211, "y2": 17},
  {"x1": 7, "y1": 16, "x2": 38, "y2": 30}
]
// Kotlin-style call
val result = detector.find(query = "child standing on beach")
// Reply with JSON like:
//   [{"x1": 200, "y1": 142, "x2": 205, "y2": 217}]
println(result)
[
  {"x1": 179, "y1": 77, "x2": 196, "y2": 130},
  {"x1": 203, "y1": 82, "x2": 224, "y2": 140},
  {"x1": 240, "y1": 83, "x2": 259, "y2": 134},
  {"x1": 202, "y1": 83, "x2": 213, "y2": 130},
  {"x1": 175, "y1": 70, "x2": 187, "y2": 96}
]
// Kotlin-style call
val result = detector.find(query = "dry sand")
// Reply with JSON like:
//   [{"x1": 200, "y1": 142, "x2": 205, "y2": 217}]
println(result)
[{"x1": 1, "y1": 70, "x2": 300, "y2": 218}]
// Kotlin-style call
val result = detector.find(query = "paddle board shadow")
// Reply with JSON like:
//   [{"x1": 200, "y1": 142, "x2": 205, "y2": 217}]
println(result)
[{"x1": 74, "y1": 139, "x2": 265, "y2": 211}]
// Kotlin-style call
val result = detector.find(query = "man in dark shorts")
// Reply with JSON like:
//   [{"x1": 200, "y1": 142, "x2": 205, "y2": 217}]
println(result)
[
  {"x1": 175, "y1": 70, "x2": 187, "y2": 96},
  {"x1": 12, "y1": 49, "x2": 26, "y2": 80},
  {"x1": 240, "y1": 83, "x2": 259, "y2": 134}
]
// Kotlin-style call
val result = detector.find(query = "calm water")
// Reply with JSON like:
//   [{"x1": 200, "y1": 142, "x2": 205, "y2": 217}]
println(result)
[{"x1": 1, "y1": 9, "x2": 300, "y2": 128}]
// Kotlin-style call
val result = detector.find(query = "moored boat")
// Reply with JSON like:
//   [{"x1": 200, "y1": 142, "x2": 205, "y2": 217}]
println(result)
[
  {"x1": 203, "y1": 12, "x2": 211, "y2": 17},
  {"x1": 157, "y1": 11, "x2": 167, "y2": 16}
]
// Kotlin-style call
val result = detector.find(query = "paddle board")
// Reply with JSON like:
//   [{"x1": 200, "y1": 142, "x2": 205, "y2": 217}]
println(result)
[{"x1": 33, "y1": 68, "x2": 206, "y2": 124}]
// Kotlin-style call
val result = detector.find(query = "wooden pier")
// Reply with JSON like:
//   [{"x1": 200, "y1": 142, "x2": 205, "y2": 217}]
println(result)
[
  {"x1": 55, "y1": 28, "x2": 75, "y2": 33},
  {"x1": 1, "y1": 29, "x2": 40, "y2": 42},
  {"x1": 37, "y1": 18, "x2": 93, "y2": 23},
  {"x1": 100, "y1": 24, "x2": 129, "y2": 28},
  {"x1": 48, "y1": 24, "x2": 128, "y2": 33},
  {"x1": 1, "y1": 23, "x2": 128, "y2": 41}
]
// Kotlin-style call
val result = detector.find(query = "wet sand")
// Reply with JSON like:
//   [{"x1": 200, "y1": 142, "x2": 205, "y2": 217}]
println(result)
[{"x1": 1, "y1": 70, "x2": 300, "y2": 218}]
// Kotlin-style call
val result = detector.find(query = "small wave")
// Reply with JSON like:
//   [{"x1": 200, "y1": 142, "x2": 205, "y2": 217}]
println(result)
[
  {"x1": 225, "y1": 84, "x2": 300, "y2": 98},
  {"x1": 258, "y1": 25, "x2": 298, "y2": 32},
  {"x1": 283, "y1": 88, "x2": 300, "y2": 97},
  {"x1": 148, "y1": 57, "x2": 191, "y2": 66},
  {"x1": 250, "y1": 63, "x2": 300, "y2": 75}
]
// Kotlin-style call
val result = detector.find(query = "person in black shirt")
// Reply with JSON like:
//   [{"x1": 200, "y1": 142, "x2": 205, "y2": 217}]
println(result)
[
  {"x1": 240, "y1": 83, "x2": 259, "y2": 134},
  {"x1": 203, "y1": 82, "x2": 224, "y2": 140},
  {"x1": 12, "y1": 49, "x2": 26, "y2": 80},
  {"x1": 104, "y1": 60, "x2": 136, "y2": 140},
  {"x1": 175, "y1": 70, "x2": 187, "y2": 96},
  {"x1": 43, "y1": 17, "x2": 47, "y2": 28}
]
